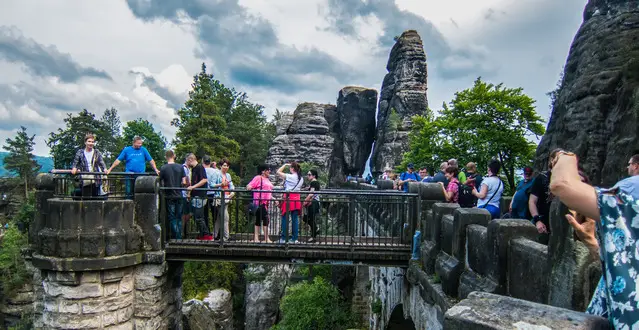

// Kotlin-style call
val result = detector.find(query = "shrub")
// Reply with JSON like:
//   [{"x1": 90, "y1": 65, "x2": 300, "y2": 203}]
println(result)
[
  {"x1": 182, "y1": 261, "x2": 238, "y2": 301},
  {"x1": 0, "y1": 225, "x2": 29, "y2": 296},
  {"x1": 273, "y1": 277, "x2": 357, "y2": 330}
]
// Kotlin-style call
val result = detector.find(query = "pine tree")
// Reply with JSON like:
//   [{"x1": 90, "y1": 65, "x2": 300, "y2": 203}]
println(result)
[
  {"x1": 100, "y1": 108, "x2": 123, "y2": 163},
  {"x1": 171, "y1": 63, "x2": 239, "y2": 162},
  {"x1": 3, "y1": 126, "x2": 41, "y2": 198}
]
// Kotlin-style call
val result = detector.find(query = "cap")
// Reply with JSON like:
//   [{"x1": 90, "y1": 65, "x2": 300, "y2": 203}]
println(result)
[
  {"x1": 407, "y1": 163, "x2": 415, "y2": 169},
  {"x1": 523, "y1": 166, "x2": 533, "y2": 174}
]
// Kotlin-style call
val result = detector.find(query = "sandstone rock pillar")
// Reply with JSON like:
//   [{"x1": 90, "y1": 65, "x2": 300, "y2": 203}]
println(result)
[{"x1": 30, "y1": 174, "x2": 182, "y2": 329}]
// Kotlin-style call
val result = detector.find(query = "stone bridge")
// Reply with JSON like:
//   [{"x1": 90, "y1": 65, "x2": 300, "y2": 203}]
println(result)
[{"x1": 1, "y1": 174, "x2": 614, "y2": 329}]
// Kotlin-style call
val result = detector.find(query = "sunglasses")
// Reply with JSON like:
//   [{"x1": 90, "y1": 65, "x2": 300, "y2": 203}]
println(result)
[{"x1": 307, "y1": 173, "x2": 313, "y2": 176}]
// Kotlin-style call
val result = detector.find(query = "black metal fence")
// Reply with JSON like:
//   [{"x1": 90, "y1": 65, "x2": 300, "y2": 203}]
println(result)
[
  {"x1": 50, "y1": 170, "x2": 155, "y2": 200},
  {"x1": 159, "y1": 187, "x2": 420, "y2": 248}
]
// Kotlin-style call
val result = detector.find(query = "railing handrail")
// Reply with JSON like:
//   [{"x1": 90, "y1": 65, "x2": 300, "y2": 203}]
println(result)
[
  {"x1": 50, "y1": 170, "x2": 157, "y2": 176},
  {"x1": 158, "y1": 187, "x2": 419, "y2": 197}
]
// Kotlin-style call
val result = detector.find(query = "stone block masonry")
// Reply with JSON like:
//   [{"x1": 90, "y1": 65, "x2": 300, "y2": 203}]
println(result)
[{"x1": 23, "y1": 174, "x2": 183, "y2": 329}]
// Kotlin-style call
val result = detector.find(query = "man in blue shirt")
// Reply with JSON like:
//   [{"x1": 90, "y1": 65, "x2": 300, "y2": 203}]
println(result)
[
  {"x1": 509, "y1": 166, "x2": 535, "y2": 219},
  {"x1": 106, "y1": 136, "x2": 160, "y2": 198},
  {"x1": 611, "y1": 154, "x2": 639, "y2": 199},
  {"x1": 399, "y1": 163, "x2": 420, "y2": 192}
]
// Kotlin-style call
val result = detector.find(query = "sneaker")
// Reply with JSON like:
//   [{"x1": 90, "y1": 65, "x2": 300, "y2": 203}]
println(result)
[
  {"x1": 278, "y1": 239, "x2": 287, "y2": 244},
  {"x1": 307, "y1": 237, "x2": 315, "y2": 243},
  {"x1": 203, "y1": 235, "x2": 214, "y2": 241},
  {"x1": 289, "y1": 240, "x2": 299, "y2": 244}
]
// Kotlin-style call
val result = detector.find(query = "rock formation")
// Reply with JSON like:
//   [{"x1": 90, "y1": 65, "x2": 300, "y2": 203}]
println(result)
[
  {"x1": 535, "y1": 0, "x2": 639, "y2": 186},
  {"x1": 265, "y1": 102, "x2": 336, "y2": 174},
  {"x1": 370, "y1": 30, "x2": 429, "y2": 177},
  {"x1": 328, "y1": 87, "x2": 378, "y2": 186},
  {"x1": 244, "y1": 264, "x2": 294, "y2": 330}
]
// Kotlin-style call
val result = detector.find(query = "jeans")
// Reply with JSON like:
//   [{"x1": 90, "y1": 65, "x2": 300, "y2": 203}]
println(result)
[
  {"x1": 125, "y1": 177, "x2": 136, "y2": 200},
  {"x1": 166, "y1": 198, "x2": 183, "y2": 239},
  {"x1": 281, "y1": 210, "x2": 299, "y2": 242},
  {"x1": 192, "y1": 198, "x2": 209, "y2": 237},
  {"x1": 214, "y1": 204, "x2": 230, "y2": 240}
]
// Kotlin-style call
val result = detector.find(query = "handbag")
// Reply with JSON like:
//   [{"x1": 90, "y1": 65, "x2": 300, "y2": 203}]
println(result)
[{"x1": 247, "y1": 177, "x2": 263, "y2": 215}]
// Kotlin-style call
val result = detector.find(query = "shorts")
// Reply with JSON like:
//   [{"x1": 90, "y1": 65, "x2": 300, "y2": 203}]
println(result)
[{"x1": 254, "y1": 204, "x2": 269, "y2": 226}]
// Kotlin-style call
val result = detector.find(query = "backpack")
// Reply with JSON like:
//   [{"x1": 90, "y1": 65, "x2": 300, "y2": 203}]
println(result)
[{"x1": 458, "y1": 183, "x2": 476, "y2": 208}]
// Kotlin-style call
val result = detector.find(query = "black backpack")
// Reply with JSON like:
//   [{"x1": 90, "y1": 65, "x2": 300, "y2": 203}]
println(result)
[{"x1": 458, "y1": 183, "x2": 476, "y2": 208}]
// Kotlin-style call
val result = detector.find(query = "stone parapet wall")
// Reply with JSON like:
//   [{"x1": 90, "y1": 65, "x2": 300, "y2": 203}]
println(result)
[{"x1": 352, "y1": 180, "x2": 608, "y2": 329}]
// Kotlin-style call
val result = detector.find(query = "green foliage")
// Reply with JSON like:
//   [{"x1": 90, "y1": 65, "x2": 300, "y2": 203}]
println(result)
[
  {"x1": 371, "y1": 298, "x2": 382, "y2": 315},
  {"x1": 404, "y1": 77, "x2": 545, "y2": 191},
  {"x1": 182, "y1": 261, "x2": 238, "y2": 301},
  {"x1": 14, "y1": 192, "x2": 35, "y2": 232},
  {"x1": 171, "y1": 63, "x2": 240, "y2": 163},
  {"x1": 121, "y1": 119, "x2": 168, "y2": 170},
  {"x1": 3, "y1": 126, "x2": 40, "y2": 197},
  {"x1": 387, "y1": 108, "x2": 401, "y2": 132},
  {"x1": 99, "y1": 108, "x2": 123, "y2": 164},
  {"x1": 0, "y1": 225, "x2": 29, "y2": 297},
  {"x1": 47, "y1": 109, "x2": 121, "y2": 169},
  {"x1": 273, "y1": 277, "x2": 357, "y2": 330},
  {"x1": 172, "y1": 63, "x2": 274, "y2": 184},
  {"x1": 295, "y1": 265, "x2": 332, "y2": 280},
  {"x1": 8, "y1": 313, "x2": 33, "y2": 330}
]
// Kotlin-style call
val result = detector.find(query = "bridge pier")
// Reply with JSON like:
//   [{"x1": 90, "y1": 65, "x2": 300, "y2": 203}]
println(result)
[{"x1": 29, "y1": 174, "x2": 183, "y2": 329}]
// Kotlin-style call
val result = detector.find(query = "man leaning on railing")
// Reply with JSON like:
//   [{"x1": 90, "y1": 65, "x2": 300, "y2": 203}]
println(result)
[{"x1": 106, "y1": 136, "x2": 160, "y2": 199}]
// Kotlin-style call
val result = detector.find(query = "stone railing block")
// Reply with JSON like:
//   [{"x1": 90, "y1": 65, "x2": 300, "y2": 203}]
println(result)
[
  {"x1": 417, "y1": 182, "x2": 446, "y2": 201},
  {"x1": 458, "y1": 270, "x2": 498, "y2": 299},
  {"x1": 32, "y1": 173, "x2": 55, "y2": 245},
  {"x1": 451, "y1": 208, "x2": 491, "y2": 261},
  {"x1": 440, "y1": 215, "x2": 454, "y2": 255},
  {"x1": 134, "y1": 176, "x2": 161, "y2": 251},
  {"x1": 435, "y1": 252, "x2": 463, "y2": 297},
  {"x1": 486, "y1": 219, "x2": 538, "y2": 292},
  {"x1": 444, "y1": 291, "x2": 611, "y2": 330},
  {"x1": 430, "y1": 203, "x2": 459, "y2": 249},
  {"x1": 466, "y1": 225, "x2": 487, "y2": 275},
  {"x1": 508, "y1": 238, "x2": 548, "y2": 304},
  {"x1": 376, "y1": 179, "x2": 394, "y2": 190}
]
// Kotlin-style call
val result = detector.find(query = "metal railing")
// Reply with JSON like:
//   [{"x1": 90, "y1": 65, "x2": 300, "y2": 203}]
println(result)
[
  {"x1": 159, "y1": 187, "x2": 420, "y2": 249},
  {"x1": 49, "y1": 170, "x2": 156, "y2": 200}
]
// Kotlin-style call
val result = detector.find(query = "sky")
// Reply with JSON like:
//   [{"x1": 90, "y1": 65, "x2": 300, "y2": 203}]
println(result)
[{"x1": 0, "y1": 0, "x2": 588, "y2": 157}]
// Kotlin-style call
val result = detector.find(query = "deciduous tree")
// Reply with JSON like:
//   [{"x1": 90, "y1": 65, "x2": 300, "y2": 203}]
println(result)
[
  {"x1": 404, "y1": 78, "x2": 545, "y2": 191},
  {"x1": 121, "y1": 119, "x2": 167, "y2": 170},
  {"x1": 47, "y1": 109, "x2": 109, "y2": 169}
]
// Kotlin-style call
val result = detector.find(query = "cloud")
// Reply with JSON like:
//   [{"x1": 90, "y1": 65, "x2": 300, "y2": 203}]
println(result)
[
  {"x1": 322, "y1": 0, "x2": 497, "y2": 80},
  {"x1": 125, "y1": 0, "x2": 356, "y2": 94},
  {"x1": 129, "y1": 70, "x2": 185, "y2": 110},
  {"x1": 0, "y1": 26, "x2": 112, "y2": 82}
]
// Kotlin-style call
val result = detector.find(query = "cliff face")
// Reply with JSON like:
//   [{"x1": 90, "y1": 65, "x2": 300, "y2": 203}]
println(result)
[
  {"x1": 370, "y1": 30, "x2": 429, "y2": 176},
  {"x1": 265, "y1": 102, "x2": 336, "y2": 173},
  {"x1": 535, "y1": 0, "x2": 639, "y2": 186},
  {"x1": 328, "y1": 87, "x2": 378, "y2": 186}
]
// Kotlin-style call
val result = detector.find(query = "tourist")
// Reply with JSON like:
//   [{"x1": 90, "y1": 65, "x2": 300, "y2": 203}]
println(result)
[
  {"x1": 210, "y1": 159, "x2": 235, "y2": 241},
  {"x1": 381, "y1": 168, "x2": 392, "y2": 180},
  {"x1": 106, "y1": 136, "x2": 160, "y2": 199},
  {"x1": 438, "y1": 166, "x2": 460, "y2": 203},
  {"x1": 202, "y1": 155, "x2": 219, "y2": 233},
  {"x1": 529, "y1": 149, "x2": 560, "y2": 244},
  {"x1": 448, "y1": 159, "x2": 466, "y2": 183},
  {"x1": 303, "y1": 169, "x2": 321, "y2": 243},
  {"x1": 398, "y1": 163, "x2": 420, "y2": 192},
  {"x1": 277, "y1": 162, "x2": 303, "y2": 243},
  {"x1": 71, "y1": 133, "x2": 107, "y2": 198},
  {"x1": 508, "y1": 166, "x2": 535, "y2": 219},
  {"x1": 159, "y1": 150, "x2": 187, "y2": 239},
  {"x1": 419, "y1": 167, "x2": 433, "y2": 183},
  {"x1": 472, "y1": 160, "x2": 504, "y2": 219},
  {"x1": 464, "y1": 162, "x2": 482, "y2": 191},
  {"x1": 550, "y1": 152, "x2": 639, "y2": 328},
  {"x1": 431, "y1": 162, "x2": 449, "y2": 188},
  {"x1": 185, "y1": 154, "x2": 211, "y2": 240},
  {"x1": 246, "y1": 164, "x2": 273, "y2": 243},
  {"x1": 181, "y1": 155, "x2": 192, "y2": 235}
]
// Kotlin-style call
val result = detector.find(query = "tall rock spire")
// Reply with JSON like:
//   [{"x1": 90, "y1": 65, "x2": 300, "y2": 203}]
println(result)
[{"x1": 370, "y1": 30, "x2": 429, "y2": 176}]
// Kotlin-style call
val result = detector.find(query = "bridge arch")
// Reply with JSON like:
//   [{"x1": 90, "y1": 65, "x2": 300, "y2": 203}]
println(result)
[{"x1": 386, "y1": 304, "x2": 415, "y2": 330}]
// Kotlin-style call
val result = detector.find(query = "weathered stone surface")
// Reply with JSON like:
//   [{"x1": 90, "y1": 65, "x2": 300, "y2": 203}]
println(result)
[
  {"x1": 328, "y1": 86, "x2": 377, "y2": 186},
  {"x1": 535, "y1": 0, "x2": 639, "y2": 187},
  {"x1": 370, "y1": 30, "x2": 428, "y2": 176},
  {"x1": 508, "y1": 238, "x2": 549, "y2": 304},
  {"x1": 203, "y1": 289, "x2": 233, "y2": 330},
  {"x1": 445, "y1": 291, "x2": 611, "y2": 330},
  {"x1": 183, "y1": 299, "x2": 217, "y2": 330},
  {"x1": 244, "y1": 264, "x2": 294, "y2": 330},
  {"x1": 265, "y1": 102, "x2": 336, "y2": 175}
]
